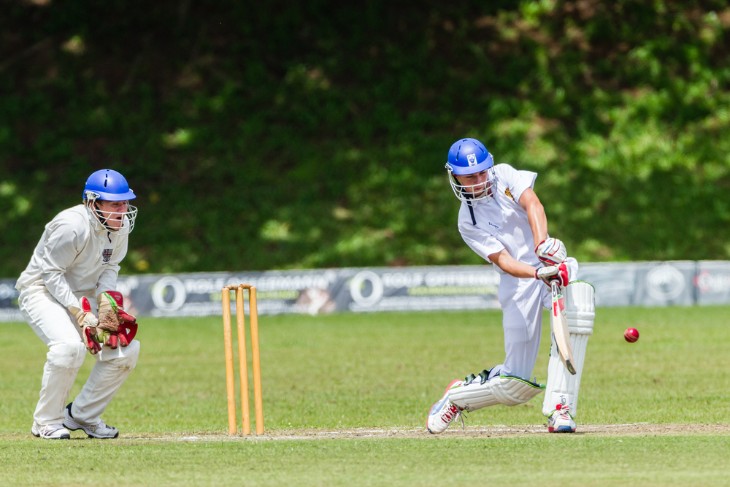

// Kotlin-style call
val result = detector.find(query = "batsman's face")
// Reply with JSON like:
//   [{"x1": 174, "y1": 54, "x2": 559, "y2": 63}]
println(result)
[
  {"x1": 96, "y1": 200, "x2": 129, "y2": 230},
  {"x1": 455, "y1": 169, "x2": 491, "y2": 198}
]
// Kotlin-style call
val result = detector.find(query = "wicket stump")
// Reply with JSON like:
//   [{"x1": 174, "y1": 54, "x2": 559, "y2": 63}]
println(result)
[{"x1": 222, "y1": 284, "x2": 264, "y2": 435}]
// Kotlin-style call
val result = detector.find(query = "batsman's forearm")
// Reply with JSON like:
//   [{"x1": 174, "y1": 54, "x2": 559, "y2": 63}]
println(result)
[
  {"x1": 490, "y1": 250, "x2": 539, "y2": 279},
  {"x1": 519, "y1": 190, "x2": 549, "y2": 248},
  {"x1": 527, "y1": 203, "x2": 548, "y2": 249},
  {"x1": 506, "y1": 260, "x2": 541, "y2": 279}
]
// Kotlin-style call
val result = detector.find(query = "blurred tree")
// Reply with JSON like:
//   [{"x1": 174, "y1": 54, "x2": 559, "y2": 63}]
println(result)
[{"x1": 1, "y1": 0, "x2": 729, "y2": 277}]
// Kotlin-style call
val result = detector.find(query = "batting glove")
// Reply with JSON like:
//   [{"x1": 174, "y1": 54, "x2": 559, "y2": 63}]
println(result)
[
  {"x1": 535, "y1": 238, "x2": 567, "y2": 265},
  {"x1": 535, "y1": 262, "x2": 569, "y2": 287}
]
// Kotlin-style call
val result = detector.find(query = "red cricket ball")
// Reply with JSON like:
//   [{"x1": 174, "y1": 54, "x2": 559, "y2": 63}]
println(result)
[{"x1": 624, "y1": 327, "x2": 640, "y2": 343}]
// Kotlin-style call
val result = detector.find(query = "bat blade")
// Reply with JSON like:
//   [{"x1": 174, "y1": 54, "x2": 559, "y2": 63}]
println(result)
[{"x1": 551, "y1": 281, "x2": 577, "y2": 375}]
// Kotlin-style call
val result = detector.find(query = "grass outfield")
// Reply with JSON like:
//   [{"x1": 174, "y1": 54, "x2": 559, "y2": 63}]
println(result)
[{"x1": 1, "y1": 306, "x2": 729, "y2": 486}]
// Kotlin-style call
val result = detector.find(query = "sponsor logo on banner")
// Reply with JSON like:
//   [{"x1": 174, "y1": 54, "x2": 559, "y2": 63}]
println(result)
[
  {"x1": 645, "y1": 263, "x2": 686, "y2": 301},
  {"x1": 694, "y1": 270, "x2": 730, "y2": 293}
]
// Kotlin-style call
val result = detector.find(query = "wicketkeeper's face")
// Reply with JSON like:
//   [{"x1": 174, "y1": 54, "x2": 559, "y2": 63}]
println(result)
[
  {"x1": 95, "y1": 200, "x2": 130, "y2": 230},
  {"x1": 454, "y1": 169, "x2": 491, "y2": 198}
]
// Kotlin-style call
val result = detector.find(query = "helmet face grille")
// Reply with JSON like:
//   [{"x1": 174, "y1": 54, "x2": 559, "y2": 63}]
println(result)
[
  {"x1": 86, "y1": 202, "x2": 138, "y2": 235},
  {"x1": 446, "y1": 167, "x2": 497, "y2": 204}
]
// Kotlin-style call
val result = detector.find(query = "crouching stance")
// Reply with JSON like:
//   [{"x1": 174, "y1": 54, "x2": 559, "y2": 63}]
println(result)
[
  {"x1": 16, "y1": 169, "x2": 140, "y2": 439},
  {"x1": 427, "y1": 138, "x2": 596, "y2": 434}
]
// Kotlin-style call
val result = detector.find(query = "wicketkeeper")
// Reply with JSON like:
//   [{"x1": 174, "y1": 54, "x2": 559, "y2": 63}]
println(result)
[
  {"x1": 16, "y1": 169, "x2": 140, "y2": 439},
  {"x1": 427, "y1": 138, "x2": 595, "y2": 434}
]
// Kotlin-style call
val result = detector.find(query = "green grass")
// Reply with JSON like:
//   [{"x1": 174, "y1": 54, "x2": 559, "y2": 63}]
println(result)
[
  {"x1": 1, "y1": 436, "x2": 728, "y2": 487},
  {"x1": 1, "y1": 306, "x2": 729, "y2": 486}
]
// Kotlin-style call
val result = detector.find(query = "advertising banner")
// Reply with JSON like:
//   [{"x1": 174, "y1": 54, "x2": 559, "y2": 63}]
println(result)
[
  {"x1": 112, "y1": 266, "x2": 501, "y2": 318},
  {"x1": 578, "y1": 261, "x2": 697, "y2": 307},
  {"x1": 1, "y1": 261, "x2": 729, "y2": 321}
]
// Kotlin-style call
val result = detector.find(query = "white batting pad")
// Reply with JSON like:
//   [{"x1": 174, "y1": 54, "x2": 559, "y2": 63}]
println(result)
[
  {"x1": 542, "y1": 281, "x2": 595, "y2": 417},
  {"x1": 449, "y1": 375, "x2": 544, "y2": 412}
]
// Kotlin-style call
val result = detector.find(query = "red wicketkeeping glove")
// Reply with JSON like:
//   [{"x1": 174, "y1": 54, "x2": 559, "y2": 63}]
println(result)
[{"x1": 99, "y1": 291, "x2": 138, "y2": 348}]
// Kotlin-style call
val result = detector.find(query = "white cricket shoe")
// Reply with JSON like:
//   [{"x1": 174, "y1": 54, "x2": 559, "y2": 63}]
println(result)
[
  {"x1": 427, "y1": 379, "x2": 463, "y2": 434},
  {"x1": 31, "y1": 422, "x2": 71, "y2": 440},
  {"x1": 63, "y1": 403, "x2": 119, "y2": 439},
  {"x1": 547, "y1": 403, "x2": 576, "y2": 433}
]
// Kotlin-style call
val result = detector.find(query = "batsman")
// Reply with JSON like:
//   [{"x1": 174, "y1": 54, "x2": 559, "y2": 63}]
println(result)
[
  {"x1": 16, "y1": 169, "x2": 140, "y2": 439},
  {"x1": 427, "y1": 138, "x2": 596, "y2": 434}
]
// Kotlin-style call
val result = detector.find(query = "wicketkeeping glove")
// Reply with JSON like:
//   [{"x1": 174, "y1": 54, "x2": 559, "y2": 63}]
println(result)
[
  {"x1": 535, "y1": 262, "x2": 569, "y2": 287},
  {"x1": 535, "y1": 238, "x2": 567, "y2": 265},
  {"x1": 97, "y1": 291, "x2": 138, "y2": 349},
  {"x1": 68, "y1": 297, "x2": 102, "y2": 354}
]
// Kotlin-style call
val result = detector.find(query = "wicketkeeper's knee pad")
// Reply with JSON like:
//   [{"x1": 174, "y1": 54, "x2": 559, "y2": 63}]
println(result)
[
  {"x1": 47, "y1": 341, "x2": 86, "y2": 369},
  {"x1": 449, "y1": 375, "x2": 544, "y2": 412},
  {"x1": 542, "y1": 281, "x2": 595, "y2": 417}
]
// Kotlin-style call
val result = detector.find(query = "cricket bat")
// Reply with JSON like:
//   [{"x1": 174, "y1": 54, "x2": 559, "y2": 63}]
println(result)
[{"x1": 550, "y1": 281, "x2": 577, "y2": 375}]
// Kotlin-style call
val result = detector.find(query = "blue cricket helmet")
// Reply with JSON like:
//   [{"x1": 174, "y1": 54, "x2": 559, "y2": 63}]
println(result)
[
  {"x1": 82, "y1": 169, "x2": 138, "y2": 234},
  {"x1": 445, "y1": 138, "x2": 494, "y2": 175},
  {"x1": 445, "y1": 138, "x2": 497, "y2": 204},
  {"x1": 83, "y1": 169, "x2": 136, "y2": 201}
]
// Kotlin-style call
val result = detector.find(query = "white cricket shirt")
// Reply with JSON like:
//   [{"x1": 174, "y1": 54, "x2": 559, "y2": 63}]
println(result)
[
  {"x1": 457, "y1": 163, "x2": 540, "y2": 272},
  {"x1": 16, "y1": 204, "x2": 129, "y2": 308}
]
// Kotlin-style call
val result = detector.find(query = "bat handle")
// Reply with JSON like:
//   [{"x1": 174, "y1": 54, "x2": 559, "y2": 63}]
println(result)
[{"x1": 550, "y1": 280, "x2": 561, "y2": 296}]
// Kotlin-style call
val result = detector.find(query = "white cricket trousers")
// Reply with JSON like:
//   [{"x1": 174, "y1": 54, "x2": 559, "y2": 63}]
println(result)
[
  {"x1": 495, "y1": 274, "x2": 551, "y2": 380},
  {"x1": 18, "y1": 285, "x2": 140, "y2": 426}
]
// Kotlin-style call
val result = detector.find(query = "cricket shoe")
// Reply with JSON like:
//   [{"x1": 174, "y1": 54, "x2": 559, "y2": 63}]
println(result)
[
  {"x1": 63, "y1": 403, "x2": 119, "y2": 439},
  {"x1": 31, "y1": 422, "x2": 71, "y2": 440},
  {"x1": 427, "y1": 379, "x2": 464, "y2": 434},
  {"x1": 547, "y1": 403, "x2": 576, "y2": 433}
]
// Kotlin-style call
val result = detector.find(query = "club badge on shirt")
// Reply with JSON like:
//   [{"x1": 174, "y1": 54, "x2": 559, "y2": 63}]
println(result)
[
  {"x1": 505, "y1": 187, "x2": 515, "y2": 202},
  {"x1": 102, "y1": 249, "x2": 113, "y2": 263}
]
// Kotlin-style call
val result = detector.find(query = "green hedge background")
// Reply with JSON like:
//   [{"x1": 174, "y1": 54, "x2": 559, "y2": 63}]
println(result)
[{"x1": 2, "y1": 1, "x2": 729, "y2": 277}]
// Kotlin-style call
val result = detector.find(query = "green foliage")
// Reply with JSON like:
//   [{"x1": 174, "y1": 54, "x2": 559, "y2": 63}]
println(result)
[{"x1": 1, "y1": 1, "x2": 729, "y2": 276}]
